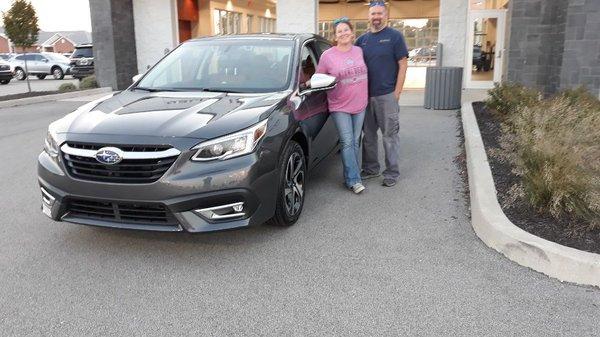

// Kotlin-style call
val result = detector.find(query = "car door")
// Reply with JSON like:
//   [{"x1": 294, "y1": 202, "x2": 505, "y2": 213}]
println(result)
[
  {"x1": 37, "y1": 54, "x2": 51, "y2": 74},
  {"x1": 28, "y1": 54, "x2": 43, "y2": 73},
  {"x1": 292, "y1": 40, "x2": 337, "y2": 167}
]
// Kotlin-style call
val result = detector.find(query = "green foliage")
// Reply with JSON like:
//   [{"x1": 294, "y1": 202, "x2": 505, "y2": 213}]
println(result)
[
  {"x1": 485, "y1": 82, "x2": 541, "y2": 119},
  {"x1": 79, "y1": 75, "x2": 98, "y2": 89},
  {"x1": 2, "y1": 0, "x2": 39, "y2": 49},
  {"x1": 58, "y1": 83, "x2": 77, "y2": 92},
  {"x1": 499, "y1": 93, "x2": 600, "y2": 231}
]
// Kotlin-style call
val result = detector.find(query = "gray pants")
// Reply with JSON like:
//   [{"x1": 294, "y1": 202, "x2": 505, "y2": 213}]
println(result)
[{"x1": 362, "y1": 92, "x2": 400, "y2": 180}]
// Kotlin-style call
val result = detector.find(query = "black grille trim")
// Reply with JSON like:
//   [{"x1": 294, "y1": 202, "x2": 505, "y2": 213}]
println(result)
[
  {"x1": 61, "y1": 143, "x2": 179, "y2": 184},
  {"x1": 66, "y1": 198, "x2": 179, "y2": 226}
]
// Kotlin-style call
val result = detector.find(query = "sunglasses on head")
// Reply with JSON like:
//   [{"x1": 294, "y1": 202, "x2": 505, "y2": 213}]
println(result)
[
  {"x1": 333, "y1": 17, "x2": 350, "y2": 26},
  {"x1": 369, "y1": 1, "x2": 386, "y2": 7}
]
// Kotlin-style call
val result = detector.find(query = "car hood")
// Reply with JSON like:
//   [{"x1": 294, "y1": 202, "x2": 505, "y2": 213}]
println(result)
[{"x1": 54, "y1": 90, "x2": 290, "y2": 140}]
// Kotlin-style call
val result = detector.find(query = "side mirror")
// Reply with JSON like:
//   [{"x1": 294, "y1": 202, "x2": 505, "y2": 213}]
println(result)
[
  {"x1": 299, "y1": 73, "x2": 336, "y2": 96},
  {"x1": 132, "y1": 73, "x2": 143, "y2": 83}
]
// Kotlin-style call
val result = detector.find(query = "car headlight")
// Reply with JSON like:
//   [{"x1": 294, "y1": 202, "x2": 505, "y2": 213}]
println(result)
[
  {"x1": 44, "y1": 131, "x2": 59, "y2": 158},
  {"x1": 191, "y1": 119, "x2": 268, "y2": 161}
]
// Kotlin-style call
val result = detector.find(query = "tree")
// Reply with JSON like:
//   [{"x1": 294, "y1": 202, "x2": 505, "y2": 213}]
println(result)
[{"x1": 2, "y1": 0, "x2": 40, "y2": 93}]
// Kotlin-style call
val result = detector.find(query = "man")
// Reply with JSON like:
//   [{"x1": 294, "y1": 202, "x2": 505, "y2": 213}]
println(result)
[{"x1": 356, "y1": 1, "x2": 408, "y2": 187}]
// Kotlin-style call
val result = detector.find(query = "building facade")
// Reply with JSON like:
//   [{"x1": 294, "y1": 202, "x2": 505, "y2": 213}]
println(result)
[{"x1": 90, "y1": 0, "x2": 599, "y2": 96}]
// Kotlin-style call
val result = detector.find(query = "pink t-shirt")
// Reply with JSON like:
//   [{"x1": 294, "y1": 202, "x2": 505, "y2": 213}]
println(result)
[{"x1": 316, "y1": 46, "x2": 368, "y2": 114}]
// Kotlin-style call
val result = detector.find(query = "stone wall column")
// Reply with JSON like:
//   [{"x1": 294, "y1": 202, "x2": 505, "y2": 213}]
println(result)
[
  {"x1": 90, "y1": 0, "x2": 138, "y2": 90},
  {"x1": 276, "y1": 0, "x2": 318, "y2": 34}
]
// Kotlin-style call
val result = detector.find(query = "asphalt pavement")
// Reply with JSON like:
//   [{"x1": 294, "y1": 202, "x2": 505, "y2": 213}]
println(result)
[
  {"x1": 0, "y1": 76, "x2": 79, "y2": 96},
  {"x1": 0, "y1": 97, "x2": 598, "y2": 336}
]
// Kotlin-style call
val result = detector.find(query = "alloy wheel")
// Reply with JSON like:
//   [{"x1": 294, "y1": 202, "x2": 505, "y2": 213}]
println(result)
[{"x1": 284, "y1": 152, "x2": 304, "y2": 217}]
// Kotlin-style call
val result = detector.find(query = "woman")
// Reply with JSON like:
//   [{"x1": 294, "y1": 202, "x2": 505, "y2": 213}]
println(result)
[{"x1": 315, "y1": 17, "x2": 369, "y2": 194}]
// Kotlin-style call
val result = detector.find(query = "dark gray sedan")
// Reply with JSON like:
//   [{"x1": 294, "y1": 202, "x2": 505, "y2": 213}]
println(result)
[{"x1": 38, "y1": 34, "x2": 339, "y2": 232}]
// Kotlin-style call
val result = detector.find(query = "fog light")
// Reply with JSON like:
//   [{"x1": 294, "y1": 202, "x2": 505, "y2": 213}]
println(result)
[
  {"x1": 194, "y1": 202, "x2": 245, "y2": 220},
  {"x1": 40, "y1": 187, "x2": 55, "y2": 206},
  {"x1": 40, "y1": 187, "x2": 55, "y2": 218}
]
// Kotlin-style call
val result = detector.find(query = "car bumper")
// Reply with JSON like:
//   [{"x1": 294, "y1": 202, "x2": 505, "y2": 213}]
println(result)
[
  {"x1": 70, "y1": 66, "x2": 94, "y2": 78},
  {"x1": 0, "y1": 71, "x2": 13, "y2": 80},
  {"x1": 37, "y1": 146, "x2": 278, "y2": 233}
]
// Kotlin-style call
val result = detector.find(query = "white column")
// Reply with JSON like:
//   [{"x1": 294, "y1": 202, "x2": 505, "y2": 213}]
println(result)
[
  {"x1": 132, "y1": 0, "x2": 179, "y2": 74},
  {"x1": 438, "y1": 0, "x2": 468, "y2": 68},
  {"x1": 276, "y1": 0, "x2": 318, "y2": 34}
]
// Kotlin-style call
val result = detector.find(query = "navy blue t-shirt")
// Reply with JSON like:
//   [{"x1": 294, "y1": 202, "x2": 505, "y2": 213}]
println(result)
[{"x1": 356, "y1": 27, "x2": 409, "y2": 97}]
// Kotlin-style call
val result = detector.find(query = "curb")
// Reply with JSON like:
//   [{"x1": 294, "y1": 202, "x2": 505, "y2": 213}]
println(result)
[
  {"x1": 462, "y1": 101, "x2": 600, "y2": 288},
  {"x1": 0, "y1": 87, "x2": 113, "y2": 109}
]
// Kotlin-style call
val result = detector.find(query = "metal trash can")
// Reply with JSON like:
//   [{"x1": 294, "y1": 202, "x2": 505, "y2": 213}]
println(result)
[{"x1": 424, "y1": 66, "x2": 463, "y2": 110}]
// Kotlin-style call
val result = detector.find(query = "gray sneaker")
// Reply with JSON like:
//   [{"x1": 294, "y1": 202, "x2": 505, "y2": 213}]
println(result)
[
  {"x1": 360, "y1": 170, "x2": 380, "y2": 180},
  {"x1": 382, "y1": 178, "x2": 397, "y2": 187},
  {"x1": 351, "y1": 183, "x2": 365, "y2": 194}
]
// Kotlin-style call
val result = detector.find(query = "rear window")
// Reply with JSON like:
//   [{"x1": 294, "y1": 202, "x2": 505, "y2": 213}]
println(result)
[{"x1": 72, "y1": 47, "x2": 93, "y2": 58}]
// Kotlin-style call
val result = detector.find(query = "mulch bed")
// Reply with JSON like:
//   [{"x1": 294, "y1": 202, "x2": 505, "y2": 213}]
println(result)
[
  {"x1": 0, "y1": 91, "x2": 60, "y2": 102},
  {"x1": 472, "y1": 102, "x2": 600, "y2": 255}
]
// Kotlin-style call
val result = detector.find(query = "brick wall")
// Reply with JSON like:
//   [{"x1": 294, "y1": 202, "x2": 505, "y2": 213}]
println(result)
[
  {"x1": 0, "y1": 36, "x2": 9, "y2": 53},
  {"x1": 52, "y1": 39, "x2": 75, "y2": 53}
]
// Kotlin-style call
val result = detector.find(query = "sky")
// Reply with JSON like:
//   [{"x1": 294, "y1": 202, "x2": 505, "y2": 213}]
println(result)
[{"x1": 0, "y1": 0, "x2": 91, "y2": 32}]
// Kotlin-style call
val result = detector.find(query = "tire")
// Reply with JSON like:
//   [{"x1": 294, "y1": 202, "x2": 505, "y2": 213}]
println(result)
[
  {"x1": 0, "y1": 79, "x2": 9, "y2": 85},
  {"x1": 15, "y1": 68, "x2": 26, "y2": 80},
  {"x1": 51, "y1": 67, "x2": 64, "y2": 80},
  {"x1": 36, "y1": 74, "x2": 46, "y2": 80},
  {"x1": 269, "y1": 140, "x2": 306, "y2": 227}
]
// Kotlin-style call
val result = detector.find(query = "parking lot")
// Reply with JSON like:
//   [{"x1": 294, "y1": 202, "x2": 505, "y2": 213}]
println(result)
[
  {"x1": 0, "y1": 97, "x2": 598, "y2": 335},
  {"x1": 0, "y1": 76, "x2": 79, "y2": 96}
]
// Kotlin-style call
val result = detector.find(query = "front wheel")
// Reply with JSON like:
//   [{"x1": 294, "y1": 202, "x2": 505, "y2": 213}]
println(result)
[
  {"x1": 15, "y1": 68, "x2": 26, "y2": 80},
  {"x1": 52, "y1": 67, "x2": 64, "y2": 80},
  {"x1": 0, "y1": 79, "x2": 9, "y2": 84},
  {"x1": 269, "y1": 140, "x2": 306, "y2": 227}
]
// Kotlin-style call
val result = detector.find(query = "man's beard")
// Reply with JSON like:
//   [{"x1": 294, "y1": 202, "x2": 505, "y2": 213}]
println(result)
[{"x1": 371, "y1": 19, "x2": 383, "y2": 30}]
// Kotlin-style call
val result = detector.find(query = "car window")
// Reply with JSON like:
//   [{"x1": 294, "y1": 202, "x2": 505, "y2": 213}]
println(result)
[
  {"x1": 35, "y1": 55, "x2": 45, "y2": 61},
  {"x1": 298, "y1": 43, "x2": 317, "y2": 87},
  {"x1": 138, "y1": 39, "x2": 294, "y2": 93},
  {"x1": 15, "y1": 55, "x2": 24, "y2": 61},
  {"x1": 72, "y1": 47, "x2": 93, "y2": 58},
  {"x1": 315, "y1": 41, "x2": 332, "y2": 60}
]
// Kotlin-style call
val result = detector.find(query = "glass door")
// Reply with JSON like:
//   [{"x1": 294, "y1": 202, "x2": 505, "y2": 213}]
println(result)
[{"x1": 465, "y1": 10, "x2": 506, "y2": 89}]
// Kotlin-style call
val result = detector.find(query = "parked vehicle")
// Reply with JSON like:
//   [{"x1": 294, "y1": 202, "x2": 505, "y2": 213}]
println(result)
[
  {"x1": 10, "y1": 52, "x2": 71, "y2": 80},
  {"x1": 38, "y1": 34, "x2": 339, "y2": 232},
  {"x1": 69, "y1": 44, "x2": 94, "y2": 80},
  {"x1": 0, "y1": 59, "x2": 12, "y2": 85},
  {"x1": 0, "y1": 53, "x2": 16, "y2": 61}
]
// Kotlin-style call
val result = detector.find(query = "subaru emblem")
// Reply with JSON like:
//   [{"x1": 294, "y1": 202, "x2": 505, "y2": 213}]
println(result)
[{"x1": 95, "y1": 147, "x2": 124, "y2": 165}]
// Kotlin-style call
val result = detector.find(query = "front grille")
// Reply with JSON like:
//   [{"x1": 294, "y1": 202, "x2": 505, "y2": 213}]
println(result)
[
  {"x1": 66, "y1": 198, "x2": 178, "y2": 226},
  {"x1": 0, "y1": 65, "x2": 9, "y2": 71},
  {"x1": 61, "y1": 142, "x2": 179, "y2": 184}
]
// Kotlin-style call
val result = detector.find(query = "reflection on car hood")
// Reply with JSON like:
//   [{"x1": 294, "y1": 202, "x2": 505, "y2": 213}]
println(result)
[{"x1": 58, "y1": 90, "x2": 290, "y2": 139}]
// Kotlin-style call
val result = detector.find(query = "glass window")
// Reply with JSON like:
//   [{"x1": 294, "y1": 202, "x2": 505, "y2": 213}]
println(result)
[
  {"x1": 137, "y1": 39, "x2": 294, "y2": 93},
  {"x1": 298, "y1": 44, "x2": 317, "y2": 87},
  {"x1": 213, "y1": 9, "x2": 242, "y2": 35},
  {"x1": 72, "y1": 47, "x2": 93, "y2": 58},
  {"x1": 259, "y1": 17, "x2": 276, "y2": 33},
  {"x1": 247, "y1": 14, "x2": 254, "y2": 33}
]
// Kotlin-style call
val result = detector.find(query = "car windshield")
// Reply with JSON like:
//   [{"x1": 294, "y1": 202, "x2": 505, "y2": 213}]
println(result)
[{"x1": 137, "y1": 39, "x2": 294, "y2": 93}]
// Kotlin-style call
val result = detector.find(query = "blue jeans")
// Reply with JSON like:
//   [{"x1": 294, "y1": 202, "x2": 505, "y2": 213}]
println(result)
[{"x1": 331, "y1": 110, "x2": 366, "y2": 187}]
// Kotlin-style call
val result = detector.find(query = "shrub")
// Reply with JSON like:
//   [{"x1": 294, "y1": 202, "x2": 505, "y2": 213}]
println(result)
[
  {"x1": 58, "y1": 83, "x2": 77, "y2": 92},
  {"x1": 79, "y1": 75, "x2": 98, "y2": 90},
  {"x1": 485, "y1": 82, "x2": 541, "y2": 119},
  {"x1": 499, "y1": 96, "x2": 600, "y2": 231}
]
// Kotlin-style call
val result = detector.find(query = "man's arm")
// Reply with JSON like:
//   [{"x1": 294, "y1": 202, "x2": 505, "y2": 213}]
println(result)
[{"x1": 394, "y1": 57, "x2": 408, "y2": 101}]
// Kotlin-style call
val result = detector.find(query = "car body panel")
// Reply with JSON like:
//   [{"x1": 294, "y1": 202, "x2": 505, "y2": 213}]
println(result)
[{"x1": 38, "y1": 33, "x2": 338, "y2": 233}]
